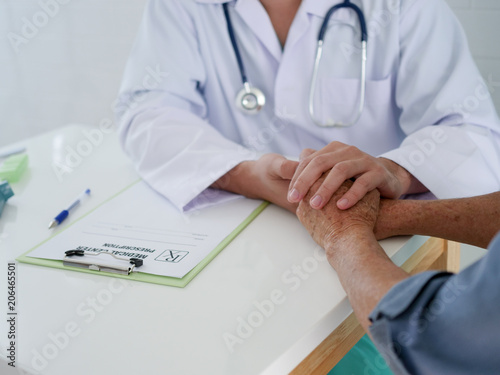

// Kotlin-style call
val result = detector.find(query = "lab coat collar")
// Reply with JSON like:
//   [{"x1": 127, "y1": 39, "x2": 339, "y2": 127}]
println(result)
[
  {"x1": 194, "y1": 0, "x2": 283, "y2": 62},
  {"x1": 194, "y1": 0, "x2": 343, "y2": 8},
  {"x1": 303, "y1": 0, "x2": 362, "y2": 28},
  {"x1": 194, "y1": 0, "x2": 228, "y2": 3},
  {"x1": 234, "y1": 0, "x2": 283, "y2": 62},
  {"x1": 302, "y1": 0, "x2": 344, "y2": 18},
  {"x1": 195, "y1": 0, "x2": 357, "y2": 22},
  {"x1": 194, "y1": 0, "x2": 354, "y2": 62}
]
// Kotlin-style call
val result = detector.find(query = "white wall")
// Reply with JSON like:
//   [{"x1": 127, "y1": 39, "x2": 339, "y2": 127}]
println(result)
[
  {"x1": 0, "y1": 0, "x2": 499, "y2": 147},
  {"x1": 450, "y1": 0, "x2": 500, "y2": 267},
  {"x1": 0, "y1": 0, "x2": 148, "y2": 147},
  {"x1": 447, "y1": 0, "x2": 500, "y2": 114}
]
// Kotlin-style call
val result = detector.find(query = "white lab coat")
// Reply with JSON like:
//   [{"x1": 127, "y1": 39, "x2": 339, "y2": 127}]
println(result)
[{"x1": 116, "y1": 0, "x2": 500, "y2": 211}]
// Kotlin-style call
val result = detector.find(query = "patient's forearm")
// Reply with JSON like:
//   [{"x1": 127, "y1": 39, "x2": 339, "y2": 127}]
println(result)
[
  {"x1": 376, "y1": 192, "x2": 500, "y2": 248},
  {"x1": 327, "y1": 229, "x2": 409, "y2": 331}
]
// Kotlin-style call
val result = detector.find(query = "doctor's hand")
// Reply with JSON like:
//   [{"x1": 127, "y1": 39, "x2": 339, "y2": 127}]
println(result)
[
  {"x1": 288, "y1": 142, "x2": 425, "y2": 210},
  {"x1": 213, "y1": 153, "x2": 299, "y2": 213}
]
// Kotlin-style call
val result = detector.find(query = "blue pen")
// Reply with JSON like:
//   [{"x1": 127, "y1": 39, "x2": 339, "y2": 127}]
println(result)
[{"x1": 48, "y1": 189, "x2": 91, "y2": 229}]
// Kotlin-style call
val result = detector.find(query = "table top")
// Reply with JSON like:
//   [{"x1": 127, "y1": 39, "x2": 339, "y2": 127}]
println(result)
[{"x1": 0, "y1": 125, "x2": 423, "y2": 375}]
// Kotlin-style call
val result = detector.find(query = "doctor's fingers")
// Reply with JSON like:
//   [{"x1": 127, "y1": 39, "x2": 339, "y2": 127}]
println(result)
[
  {"x1": 288, "y1": 148, "x2": 316, "y2": 191},
  {"x1": 289, "y1": 144, "x2": 362, "y2": 197},
  {"x1": 268, "y1": 154, "x2": 299, "y2": 180},
  {"x1": 305, "y1": 159, "x2": 377, "y2": 209},
  {"x1": 288, "y1": 149, "x2": 366, "y2": 203},
  {"x1": 299, "y1": 148, "x2": 316, "y2": 161},
  {"x1": 335, "y1": 170, "x2": 388, "y2": 210}
]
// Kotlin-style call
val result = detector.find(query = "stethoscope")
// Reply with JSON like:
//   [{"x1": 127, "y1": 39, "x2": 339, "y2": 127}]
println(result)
[{"x1": 223, "y1": 0, "x2": 368, "y2": 127}]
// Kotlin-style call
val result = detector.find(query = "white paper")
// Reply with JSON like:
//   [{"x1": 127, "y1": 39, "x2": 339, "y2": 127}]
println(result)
[{"x1": 28, "y1": 182, "x2": 263, "y2": 278}]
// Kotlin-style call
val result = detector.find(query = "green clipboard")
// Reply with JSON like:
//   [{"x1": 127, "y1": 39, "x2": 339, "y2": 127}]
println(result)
[{"x1": 17, "y1": 181, "x2": 269, "y2": 288}]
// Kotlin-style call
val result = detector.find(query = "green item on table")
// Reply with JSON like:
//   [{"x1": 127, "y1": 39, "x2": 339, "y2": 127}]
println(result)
[
  {"x1": 0, "y1": 154, "x2": 29, "y2": 183},
  {"x1": 0, "y1": 180, "x2": 14, "y2": 217},
  {"x1": 329, "y1": 334, "x2": 394, "y2": 375}
]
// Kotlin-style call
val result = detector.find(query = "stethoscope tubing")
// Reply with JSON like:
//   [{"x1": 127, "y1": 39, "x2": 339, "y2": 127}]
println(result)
[
  {"x1": 319, "y1": 0, "x2": 368, "y2": 43},
  {"x1": 223, "y1": 3, "x2": 248, "y2": 85},
  {"x1": 310, "y1": 0, "x2": 368, "y2": 127},
  {"x1": 224, "y1": 0, "x2": 368, "y2": 126}
]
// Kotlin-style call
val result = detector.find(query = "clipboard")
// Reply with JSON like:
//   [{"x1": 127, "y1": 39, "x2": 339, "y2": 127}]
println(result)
[{"x1": 17, "y1": 181, "x2": 268, "y2": 288}]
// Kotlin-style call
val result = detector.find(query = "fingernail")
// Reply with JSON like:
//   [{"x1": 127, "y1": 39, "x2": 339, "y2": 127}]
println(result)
[
  {"x1": 338, "y1": 198, "x2": 349, "y2": 209},
  {"x1": 288, "y1": 189, "x2": 300, "y2": 202},
  {"x1": 310, "y1": 195, "x2": 322, "y2": 208}
]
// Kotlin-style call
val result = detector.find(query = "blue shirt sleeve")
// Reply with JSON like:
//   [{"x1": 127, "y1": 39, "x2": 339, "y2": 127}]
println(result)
[{"x1": 368, "y1": 233, "x2": 500, "y2": 375}]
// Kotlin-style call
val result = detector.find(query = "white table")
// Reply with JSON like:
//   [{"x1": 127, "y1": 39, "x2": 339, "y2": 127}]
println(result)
[{"x1": 0, "y1": 125, "x2": 459, "y2": 375}]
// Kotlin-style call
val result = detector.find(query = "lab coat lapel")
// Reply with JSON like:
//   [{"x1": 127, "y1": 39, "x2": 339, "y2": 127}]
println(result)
[
  {"x1": 302, "y1": 0, "x2": 358, "y2": 27},
  {"x1": 284, "y1": 0, "x2": 355, "y2": 55},
  {"x1": 302, "y1": 0, "x2": 342, "y2": 17},
  {"x1": 233, "y1": 0, "x2": 283, "y2": 62},
  {"x1": 225, "y1": 0, "x2": 353, "y2": 63},
  {"x1": 282, "y1": 2, "x2": 310, "y2": 55}
]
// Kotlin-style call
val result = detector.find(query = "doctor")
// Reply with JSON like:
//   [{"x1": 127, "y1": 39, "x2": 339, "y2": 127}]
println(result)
[{"x1": 116, "y1": 0, "x2": 500, "y2": 212}]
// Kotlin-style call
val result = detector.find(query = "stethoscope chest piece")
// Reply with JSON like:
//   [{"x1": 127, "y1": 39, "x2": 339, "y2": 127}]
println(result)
[
  {"x1": 223, "y1": 3, "x2": 266, "y2": 115},
  {"x1": 236, "y1": 83, "x2": 266, "y2": 114},
  {"x1": 224, "y1": 0, "x2": 368, "y2": 125}
]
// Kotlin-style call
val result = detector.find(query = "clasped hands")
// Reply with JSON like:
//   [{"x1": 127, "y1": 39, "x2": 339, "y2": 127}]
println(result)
[
  {"x1": 215, "y1": 141, "x2": 418, "y2": 248},
  {"x1": 239, "y1": 141, "x2": 414, "y2": 213},
  {"x1": 238, "y1": 142, "x2": 414, "y2": 251},
  {"x1": 287, "y1": 142, "x2": 407, "y2": 263}
]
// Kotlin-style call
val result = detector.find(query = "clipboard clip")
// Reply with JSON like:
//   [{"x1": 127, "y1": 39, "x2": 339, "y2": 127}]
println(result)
[{"x1": 63, "y1": 250, "x2": 144, "y2": 276}]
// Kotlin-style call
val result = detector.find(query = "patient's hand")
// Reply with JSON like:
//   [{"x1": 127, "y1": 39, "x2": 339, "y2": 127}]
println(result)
[{"x1": 296, "y1": 177, "x2": 380, "y2": 261}]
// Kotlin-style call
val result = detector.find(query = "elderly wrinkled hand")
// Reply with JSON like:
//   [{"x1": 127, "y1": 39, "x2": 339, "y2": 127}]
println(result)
[{"x1": 296, "y1": 176, "x2": 380, "y2": 259}]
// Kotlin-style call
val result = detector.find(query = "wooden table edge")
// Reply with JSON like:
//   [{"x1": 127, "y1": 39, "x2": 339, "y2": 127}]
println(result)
[{"x1": 291, "y1": 237, "x2": 461, "y2": 375}]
